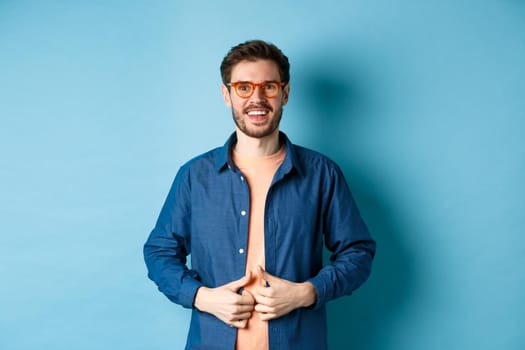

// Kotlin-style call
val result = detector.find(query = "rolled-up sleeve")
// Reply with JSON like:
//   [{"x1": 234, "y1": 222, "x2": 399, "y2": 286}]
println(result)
[
  {"x1": 308, "y1": 164, "x2": 376, "y2": 309},
  {"x1": 143, "y1": 165, "x2": 203, "y2": 308}
]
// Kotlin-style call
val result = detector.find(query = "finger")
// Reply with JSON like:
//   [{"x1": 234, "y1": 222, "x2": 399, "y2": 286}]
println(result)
[
  {"x1": 232, "y1": 311, "x2": 252, "y2": 320},
  {"x1": 232, "y1": 304, "x2": 255, "y2": 314},
  {"x1": 225, "y1": 271, "x2": 252, "y2": 292},
  {"x1": 237, "y1": 319, "x2": 248, "y2": 328},
  {"x1": 254, "y1": 303, "x2": 274, "y2": 313},
  {"x1": 252, "y1": 286, "x2": 274, "y2": 298},
  {"x1": 239, "y1": 290, "x2": 255, "y2": 305},
  {"x1": 256, "y1": 266, "x2": 270, "y2": 285},
  {"x1": 230, "y1": 319, "x2": 248, "y2": 329},
  {"x1": 257, "y1": 266, "x2": 280, "y2": 286},
  {"x1": 252, "y1": 292, "x2": 273, "y2": 306},
  {"x1": 258, "y1": 312, "x2": 277, "y2": 321}
]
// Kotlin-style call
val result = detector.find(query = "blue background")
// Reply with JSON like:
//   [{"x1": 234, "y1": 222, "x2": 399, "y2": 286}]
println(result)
[{"x1": 1, "y1": 1, "x2": 524, "y2": 349}]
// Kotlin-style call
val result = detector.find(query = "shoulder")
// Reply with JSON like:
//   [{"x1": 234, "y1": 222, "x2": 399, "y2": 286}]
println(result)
[
  {"x1": 176, "y1": 146, "x2": 223, "y2": 178},
  {"x1": 291, "y1": 143, "x2": 343, "y2": 175},
  {"x1": 183, "y1": 147, "x2": 222, "y2": 168}
]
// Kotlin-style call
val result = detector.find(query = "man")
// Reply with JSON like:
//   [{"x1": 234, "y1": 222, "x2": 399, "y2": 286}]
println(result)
[{"x1": 144, "y1": 40, "x2": 376, "y2": 350}]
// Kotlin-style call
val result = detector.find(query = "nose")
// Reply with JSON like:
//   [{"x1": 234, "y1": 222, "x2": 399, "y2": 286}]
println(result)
[{"x1": 251, "y1": 84, "x2": 267, "y2": 101}]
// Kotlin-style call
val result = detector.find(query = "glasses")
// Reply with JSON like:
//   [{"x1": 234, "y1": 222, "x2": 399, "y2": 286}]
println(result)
[{"x1": 227, "y1": 81, "x2": 286, "y2": 98}]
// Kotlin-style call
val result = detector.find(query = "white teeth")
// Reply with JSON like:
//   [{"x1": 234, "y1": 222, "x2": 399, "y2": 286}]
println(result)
[{"x1": 247, "y1": 110, "x2": 268, "y2": 116}]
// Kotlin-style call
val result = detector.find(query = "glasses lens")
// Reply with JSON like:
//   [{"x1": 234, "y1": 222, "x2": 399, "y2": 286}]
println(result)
[
  {"x1": 263, "y1": 82, "x2": 279, "y2": 97},
  {"x1": 231, "y1": 82, "x2": 283, "y2": 98},
  {"x1": 235, "y1": 83, "x2": 253, "y2": 98}
]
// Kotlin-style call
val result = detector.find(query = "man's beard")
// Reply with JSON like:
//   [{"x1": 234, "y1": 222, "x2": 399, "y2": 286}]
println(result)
[{"x1": 231, "y1": 104, "x2": 283, "y2": 139}]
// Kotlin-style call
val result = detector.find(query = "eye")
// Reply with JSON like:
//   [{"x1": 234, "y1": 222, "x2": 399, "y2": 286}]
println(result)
[
  {"x1": 237, "y1": 83, "x2": 253, "y2": 92},
  {"x1": 264, "y1": 83, "x2": 278, "y2": 92}
]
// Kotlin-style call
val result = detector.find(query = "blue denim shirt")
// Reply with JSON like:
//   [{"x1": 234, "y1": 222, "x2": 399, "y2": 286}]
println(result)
[{"x1": 144, "y1": 132, "x2": 376, "y2": 350}]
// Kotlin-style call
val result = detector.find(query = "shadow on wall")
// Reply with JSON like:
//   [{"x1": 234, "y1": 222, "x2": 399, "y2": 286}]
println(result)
[{"x1": 295, "y1": 57, "x2": 417, "y2": 350}]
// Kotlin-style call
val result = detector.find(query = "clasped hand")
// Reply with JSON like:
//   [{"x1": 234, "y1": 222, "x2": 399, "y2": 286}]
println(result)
[{"x1": 194, "y1": 266, "x2": 316, "y2": 328}]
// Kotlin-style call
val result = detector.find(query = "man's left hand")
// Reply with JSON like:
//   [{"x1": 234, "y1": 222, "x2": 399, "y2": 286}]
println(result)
[{"x1": 252, "y1": 266, "x2": 317, "y2": 321}]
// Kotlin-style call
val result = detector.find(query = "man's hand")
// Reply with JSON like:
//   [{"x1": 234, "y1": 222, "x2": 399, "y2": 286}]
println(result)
[
  {"x1": 194, "y1": 273, "x2": 255, "y2": 328},
  {"x1": 252, "y1": 266, "x2": 317, "y2": 321}
]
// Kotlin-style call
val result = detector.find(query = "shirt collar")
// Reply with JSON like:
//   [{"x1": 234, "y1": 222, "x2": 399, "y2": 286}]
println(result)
[{"x1": 215, "y1": 131, "x2": 304, "y2": 177}]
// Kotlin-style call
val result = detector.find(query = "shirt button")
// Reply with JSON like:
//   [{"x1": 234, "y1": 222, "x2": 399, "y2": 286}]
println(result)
[
  {"x1": 241, "y1": 210, "x2": 246, "y2": 216},
  {"x1": 240, "y1": 176, "x2": 244, "y2": 181},
  {"x1": 239, "y1": 248, "x2": 244, "y2": 254}
]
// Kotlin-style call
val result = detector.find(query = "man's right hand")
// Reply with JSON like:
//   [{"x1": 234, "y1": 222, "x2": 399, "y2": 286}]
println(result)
[{"x1": 193, "y1": 273, "x2": 255, "y2": 328}]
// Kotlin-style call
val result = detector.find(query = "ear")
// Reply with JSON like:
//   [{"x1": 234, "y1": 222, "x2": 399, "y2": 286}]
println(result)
[
  {"x1": 222, "y1": 84, "x2": 232, "y2": 107},
  {"x1": 281, "y1": 83, "x2": 290, "y2": 106}
]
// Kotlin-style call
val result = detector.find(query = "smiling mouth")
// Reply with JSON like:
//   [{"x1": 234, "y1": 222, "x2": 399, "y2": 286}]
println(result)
[
  {"x1": 247, "y1": 110, "x2": 269, "y2": 116},
  {"x1": 244, "y1": 102, "x2": 272, "y2": 117}
]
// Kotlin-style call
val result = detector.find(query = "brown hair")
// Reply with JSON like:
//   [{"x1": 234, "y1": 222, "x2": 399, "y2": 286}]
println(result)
[{"x1": 220, "y1": 40, "x2": 290, "y2": 85}]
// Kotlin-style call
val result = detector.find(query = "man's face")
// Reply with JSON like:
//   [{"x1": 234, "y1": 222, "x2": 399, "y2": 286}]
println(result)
[{"x1": 222, "y1": 59, "x2": 289, "y2": 139}]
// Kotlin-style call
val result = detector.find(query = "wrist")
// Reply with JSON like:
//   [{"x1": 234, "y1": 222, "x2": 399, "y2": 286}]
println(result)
[
  {"x1": 194, "y1": 286, "x2": 210, "y2": 311},
  {"x1": 298, "y1": 282, "x2": 317, "y2": 308}
]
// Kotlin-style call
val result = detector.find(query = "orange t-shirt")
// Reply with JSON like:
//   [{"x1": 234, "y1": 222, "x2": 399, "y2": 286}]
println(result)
[{"x1": 233, "y1": 145, "x2": 286, "y2": 350}]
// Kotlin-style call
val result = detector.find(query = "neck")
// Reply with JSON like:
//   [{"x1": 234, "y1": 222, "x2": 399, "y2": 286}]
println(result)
[{"x1": 234, "y1": 129, "x2": 281, "y2": 157}]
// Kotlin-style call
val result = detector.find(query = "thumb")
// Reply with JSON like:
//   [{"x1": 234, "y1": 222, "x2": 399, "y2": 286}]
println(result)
[
  {"x1": 241, "y1": 289, "x2": 255, "y2": 303},
  {"x1": 225, "y1": 271, "x2": 251, "y2": 292},
  {"x1": 257, "y1": 266, "x2": 276, "y2": 286}
]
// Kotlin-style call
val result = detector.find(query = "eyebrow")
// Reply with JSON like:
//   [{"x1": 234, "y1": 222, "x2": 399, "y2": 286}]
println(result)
[{"x1": 233, "y1": 80, "x2": 280, "y2": 83}]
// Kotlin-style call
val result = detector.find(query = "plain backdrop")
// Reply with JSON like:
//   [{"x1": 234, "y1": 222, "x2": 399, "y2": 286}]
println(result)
[{"x1": 1, "y1": 1, "x2": 523, "y2": 349}]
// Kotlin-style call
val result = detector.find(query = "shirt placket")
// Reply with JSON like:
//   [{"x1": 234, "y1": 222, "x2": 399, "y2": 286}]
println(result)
[
  {"x1": 231, "y1": 165, "x2": 250, "y2": 277},
  {"x1": 265, "y1": 171, "x2": 288, "y2": 350}
]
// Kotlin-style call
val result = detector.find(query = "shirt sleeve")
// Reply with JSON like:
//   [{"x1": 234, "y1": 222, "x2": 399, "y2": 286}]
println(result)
[
  {"x1": 307, "y1": 163, "x2": 376, "y2": 309},
  {"x1": 143, "y1": 165, "x2": 203, "y2": 308}
]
